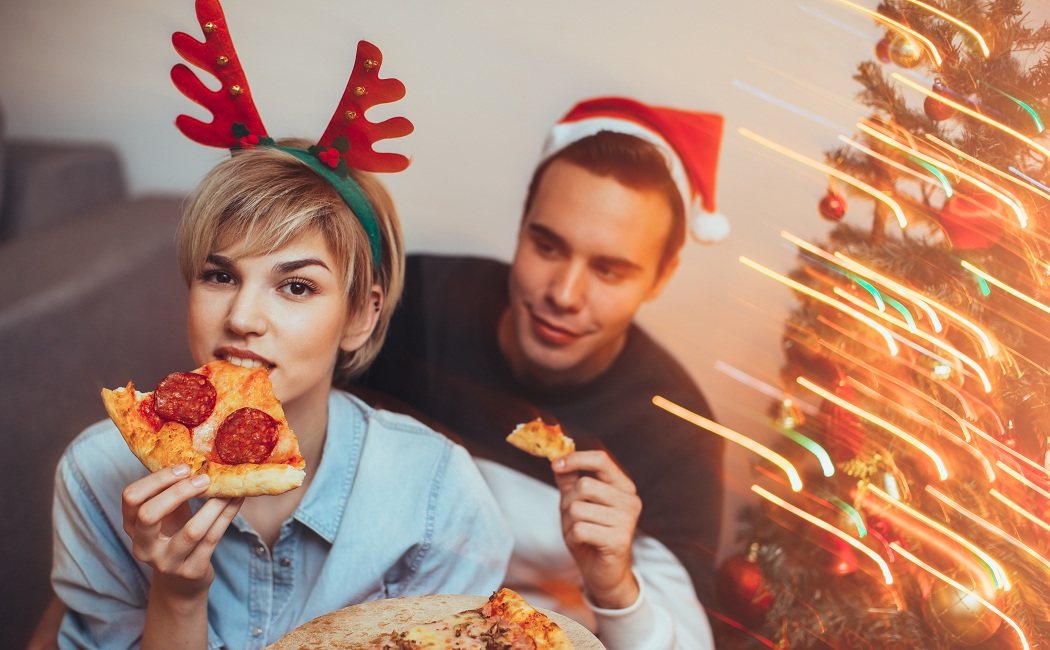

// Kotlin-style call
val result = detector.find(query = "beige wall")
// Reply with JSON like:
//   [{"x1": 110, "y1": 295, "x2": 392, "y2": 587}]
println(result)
[{"x1": 5, "y1": 0, "x2": 1045, "y2": 559}]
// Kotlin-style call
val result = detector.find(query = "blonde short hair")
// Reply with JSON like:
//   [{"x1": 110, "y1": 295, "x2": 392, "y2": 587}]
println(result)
[{"x1": 176, "y1": 139, "x2": 404, "y2": 379}]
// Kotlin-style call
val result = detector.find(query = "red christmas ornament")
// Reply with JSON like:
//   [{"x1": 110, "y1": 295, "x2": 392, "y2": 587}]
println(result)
[
  {"x1": 821, "y1": 381, "x2": 864, "y2": 460},
  {"x1": 875, "y1": 36, "x2": 891, "y2": 63},
  {"x1": 937, "y1": 192, "x2": 1006, "y2": 250},
  {"x1": 819, "y1": 190, "x2": 847, "y2": 221},
  {"x1": 716, "y1": 544, "x2": 773, "y2": 626},
  {"x1": 924, "y1": 82, "x2": 955, "y2": 121},
  {"x1": 821, "y1": 533, "x2": 859, "y2": 576}
]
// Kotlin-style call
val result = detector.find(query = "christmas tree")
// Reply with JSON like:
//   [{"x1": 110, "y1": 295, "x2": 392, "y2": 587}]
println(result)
[{"x1": 712, "y1": 1, "x2": 1050, "y2": 647}]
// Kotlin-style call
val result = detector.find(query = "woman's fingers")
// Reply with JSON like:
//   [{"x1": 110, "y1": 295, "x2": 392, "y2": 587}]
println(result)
[{"x1": 179, "y1": 498, "x2": 244, "y2": 577}]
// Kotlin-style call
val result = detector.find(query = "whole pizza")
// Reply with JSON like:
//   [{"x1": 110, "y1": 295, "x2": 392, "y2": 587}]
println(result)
[{"x1": 101, "y1": 360, "x2": 306, "y2": 497}]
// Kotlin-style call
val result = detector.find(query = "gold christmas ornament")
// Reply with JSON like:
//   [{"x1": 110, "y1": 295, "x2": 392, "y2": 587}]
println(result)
[
  {"x1": 775, "y1": 397, "x2": 805, "y2": 429},
  {"x1": 889, "y1": 35, "x2": 923, "y2": 68},
  {"x1": 923, "y1": 575, "x2": 1002, "y2": 645},
  {"x1": 930, "y1": 362, "x2": 953, "y2": 381}
]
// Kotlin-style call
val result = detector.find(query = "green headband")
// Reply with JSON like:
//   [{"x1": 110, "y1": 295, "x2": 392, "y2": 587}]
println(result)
[{"x1": 277, "y1": 145, "x2": 383, "y2": 269}]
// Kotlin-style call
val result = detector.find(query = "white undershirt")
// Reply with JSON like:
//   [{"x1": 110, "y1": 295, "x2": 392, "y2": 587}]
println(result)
[{"x1": 476, "y1": 459, "x2": 714, "y2": 650}]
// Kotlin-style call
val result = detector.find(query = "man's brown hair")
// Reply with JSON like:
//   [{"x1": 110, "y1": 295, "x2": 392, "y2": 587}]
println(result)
[{"x1": 523, "y1": 131, "x2": 685, "y2": 274}]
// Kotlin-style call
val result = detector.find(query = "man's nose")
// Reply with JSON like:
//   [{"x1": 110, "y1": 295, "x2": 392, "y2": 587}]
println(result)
[
  {"x1": 226, "y1": 287, "x2": 268, "y2": 337},
  {"x1": 547, "y1": 261, "x2": 586, "y2": 313}
]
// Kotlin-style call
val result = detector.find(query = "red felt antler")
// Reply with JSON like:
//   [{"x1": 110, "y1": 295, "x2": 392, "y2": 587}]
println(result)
[
  {"x1": 171, "y1": 0, "x2": 267, "y2": 148},
  {"x1": 317, "y1": 41, "x2": 414, "y2": 173}
]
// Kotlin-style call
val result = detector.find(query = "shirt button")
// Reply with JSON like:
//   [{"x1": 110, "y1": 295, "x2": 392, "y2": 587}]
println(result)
[
  {"x1": 254, "y1": 544, "x2": 265, "y2": 556},
  {"x1": 280, "y1": 557, "x2": 292, "y2": 567},
  {"x1": 251, "y1": 627, "x2": 263, "y2": 637}
]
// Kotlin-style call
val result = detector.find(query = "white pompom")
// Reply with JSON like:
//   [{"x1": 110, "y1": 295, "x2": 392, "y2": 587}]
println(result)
[{"x1": 690, "y1": 211, "x2": 730, "y2": 244}]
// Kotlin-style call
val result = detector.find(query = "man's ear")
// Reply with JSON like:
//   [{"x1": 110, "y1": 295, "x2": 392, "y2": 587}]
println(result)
[
  {"x1": 646, "y1": 253, "x2": 680, "y2": 302},
  {"x1": 340, "y1": 285, "x2": 384, "y2": 352}
]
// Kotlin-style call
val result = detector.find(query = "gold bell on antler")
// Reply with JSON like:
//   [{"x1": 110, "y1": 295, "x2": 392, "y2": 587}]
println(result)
[{"x1": 202, "y1": 21, "x2": 217, "y2": 33}]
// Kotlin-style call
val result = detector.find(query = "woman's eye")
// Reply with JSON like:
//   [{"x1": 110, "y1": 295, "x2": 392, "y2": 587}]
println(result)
[
  {"x1": 202, "y1": 270, "x2": 234, "y2": 284},
  {"x1": 281, "y1": 278, "x2": 319, "y2": 297}
]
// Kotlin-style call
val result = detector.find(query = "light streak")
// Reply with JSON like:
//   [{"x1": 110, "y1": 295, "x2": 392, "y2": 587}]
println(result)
[
  {"x1": 740, "y1": 256, "x2": 900, "y2": 355},
  {"x1": 831, "y1": 497, "x2": 868, "y2": 537},
  {"x1": 960, "y1": 260, "x2": 1050, "y2": 315},
  {"x1": 739, "y1": 128, "x2": 908, "y2": 228},
  {"x1": 900, "y1": 0, "x2": 990, "y2": 57},
  {"x1": 713, "y1": 360, "x2": 819, "y2": 414},
  {"x1": 752, "y1": 485, "x2": 894, "y2": 584},
  {"x1": 832, "y1": 249, "x2": 998, "y2": 357},
  {"x1": 996, "y1": 461, "x2": 1050, "y2": 501},
  {"x1": 969, "y1": 424, "x2": 1050, "y2": 481},
  {"x1": 839, "y1": 135, "x2": 951, "y2": 196},
  {"x1": 881, "y1": 295, "x2": 916, "y2": 329},
  {"x1": 782, "y1": 232, "x2": 946, "y2": 333},
  {"x1": 989, "y1": 87, "x2": 1045, "y2": 133},
  {"x1": 652, "y1": 396, "x2": 803, "y2": 491},
  {"x1": 926, "y1": 486, "x2": 1050, "y2": 575},
  {"x1": 830, "y1": 0, "x2": 943, "y2": 66},
  {"x1": 910, "y1": 157, "x2": 955, "y2": 197},
  {"x1": 989, "y1": 489, "x2": 1050, "y2": 532},
  {"x1": 831, "y1": 286, "x2": 995, "y2": 393},
  {"x1": 867, "y1": 485, "x2": 1010, "y2": 591},
  {"x1": 889, "y1": 543, "x2": 1030, "y2": 650},
  {"x1": 843, "y1": 270, "x2": 886, "y2": 311},
  {"x1": 926, "y1": 134, "x2": 1050, "y2": 202},
  {"x1": 1009, "y1": 166, "x2": 1050, "y2": 193},
  {"x1": 859, "y1": 121, "x2": 1029, "y2": 228},
  {"x1": 846, "y1": 379, "x2": 996, "y2": 482},
  {"x1": 797, "y1": 376, "x2": 950, "y2": 480},
  {"x1": 893, "y1": 72, "x2": 1050, "y2": 160},
  {"x1": 780, "y1": 427, "x2": 836, "y2": 477}
]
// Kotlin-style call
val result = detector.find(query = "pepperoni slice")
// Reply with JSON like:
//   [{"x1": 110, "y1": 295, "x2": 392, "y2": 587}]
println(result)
[
  {"x1": 153, "y1": 372, "x2": 217, "y2": 427},
  {"x1": 214, "y1": 407, "x2": 279, "y2": 465}
]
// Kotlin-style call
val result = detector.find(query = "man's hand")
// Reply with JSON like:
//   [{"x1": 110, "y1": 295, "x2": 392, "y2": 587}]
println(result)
[{"x1": 552, "y1": 450, "x2": 642, "y2": 610}]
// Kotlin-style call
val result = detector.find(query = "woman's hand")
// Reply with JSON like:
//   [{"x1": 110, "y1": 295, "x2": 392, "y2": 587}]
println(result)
[{"x1": 121, "y1": 465, "x2": 243, "y2": 603}]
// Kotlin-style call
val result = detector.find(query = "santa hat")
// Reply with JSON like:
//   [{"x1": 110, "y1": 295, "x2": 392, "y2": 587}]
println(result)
[{"x1": 541, "y1": 96, "x2": 727, "y2": 243}]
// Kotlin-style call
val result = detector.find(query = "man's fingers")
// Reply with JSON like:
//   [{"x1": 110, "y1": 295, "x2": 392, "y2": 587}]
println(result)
[{"x1": 552, "y1": 451, "x2": 635, "y2": 494}]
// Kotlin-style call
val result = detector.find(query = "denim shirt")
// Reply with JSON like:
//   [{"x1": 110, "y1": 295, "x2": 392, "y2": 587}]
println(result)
[{"x1": 52, "y1": 390, "x2": 512, "y2": 649}]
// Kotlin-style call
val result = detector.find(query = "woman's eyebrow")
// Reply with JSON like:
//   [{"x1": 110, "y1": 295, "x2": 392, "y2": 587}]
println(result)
[{"x1": 273, "y1": 258, "x2": 332, "y2": 274}]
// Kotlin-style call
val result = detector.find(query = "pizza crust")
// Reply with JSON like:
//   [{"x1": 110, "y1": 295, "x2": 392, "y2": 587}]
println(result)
[
  {"x1": 506, "y1": 418, "x2": 576, "y2": 460},
  {"x1": 101, "y1": 361, "x2": 306, "y2": 497}
]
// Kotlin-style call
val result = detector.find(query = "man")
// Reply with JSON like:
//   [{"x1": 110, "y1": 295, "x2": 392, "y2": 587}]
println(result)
[{"x1": 354, "y1": 97, "x2": 727, "y2": 650}]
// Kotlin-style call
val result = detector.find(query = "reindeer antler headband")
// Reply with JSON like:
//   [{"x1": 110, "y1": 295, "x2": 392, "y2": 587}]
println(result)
[{"x1": 171, "y1": 0, "x2": 413, "y2": 266}]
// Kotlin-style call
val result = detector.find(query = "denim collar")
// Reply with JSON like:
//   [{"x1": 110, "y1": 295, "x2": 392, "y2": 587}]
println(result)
[{"x1": 291, "y1": 391, "x2": 366, "y2": 543}]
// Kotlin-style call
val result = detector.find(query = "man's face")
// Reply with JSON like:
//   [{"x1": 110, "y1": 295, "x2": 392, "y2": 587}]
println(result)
[{"x1": 502, "y1": 158, "x2": 677, "y2": 387}]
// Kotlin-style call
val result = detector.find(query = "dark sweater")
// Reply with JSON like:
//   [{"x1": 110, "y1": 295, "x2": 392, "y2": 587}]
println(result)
[{"x1": 351, "y1": 253, "x2": 724, "y2": 606}]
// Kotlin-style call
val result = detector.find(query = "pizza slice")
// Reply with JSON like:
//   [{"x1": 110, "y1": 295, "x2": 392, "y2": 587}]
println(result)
[
  {"x1": 365, "y1": 588, "x2": 573, "y2": 650},
  {"x1": 506, "y1": 418, "x2": 575, "y2": 461},
  {"x1": 101, "y1": 360, "x2": 305, "y2": 497}
]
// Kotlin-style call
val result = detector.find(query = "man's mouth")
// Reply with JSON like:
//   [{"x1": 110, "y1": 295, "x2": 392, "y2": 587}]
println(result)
[
  {"x1": 529, "y1": 313, "x2": 586, "y2": 346},
  {"x1": 215, "y1": 347, "x2": 275, "y2": 371}
]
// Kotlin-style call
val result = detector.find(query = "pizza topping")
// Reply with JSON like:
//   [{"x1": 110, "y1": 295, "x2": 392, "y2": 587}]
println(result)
[
  {"x1": 136, "y1": 393, "x2": 164, "y2": 432},
  {"x1": 506, "y1": 418, "x2": 575, "y2": 460},
  {"x1": 214, "y1": 407, "x2": 279, "y2": 464},
  {"x1": 153, "y1": 371, "x2": 217, "y2": 427}
]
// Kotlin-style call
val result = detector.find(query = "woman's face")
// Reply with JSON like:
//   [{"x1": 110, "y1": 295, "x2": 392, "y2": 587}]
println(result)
[{"x1": 186, "y1": 229, "x2": 371, "y2": 419}]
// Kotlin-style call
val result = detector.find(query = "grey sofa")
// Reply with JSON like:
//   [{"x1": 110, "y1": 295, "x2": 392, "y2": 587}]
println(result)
[{"x1": 0, "y1": 108, "x2": 190, "y2": 648}]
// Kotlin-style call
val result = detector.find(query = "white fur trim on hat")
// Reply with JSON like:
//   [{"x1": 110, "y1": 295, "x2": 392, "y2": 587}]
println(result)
[
  {"x1": 543, "y1": 117, "x2": 693, "y2": 222},
  {"x1": 690, "y1": 210, "x2": 730, "y2": 244}
]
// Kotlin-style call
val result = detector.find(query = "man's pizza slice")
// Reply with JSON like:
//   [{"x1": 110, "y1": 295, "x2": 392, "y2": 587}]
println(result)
[
  {"x1": 366, "y1": 588, "x2": 573, "y2": 650},
  {"x1": 506, "y1": 418, "x2": 575, "y2": 461},
  {"x1": 101, "y1": 360, "x2": 305, "y2": 497}
]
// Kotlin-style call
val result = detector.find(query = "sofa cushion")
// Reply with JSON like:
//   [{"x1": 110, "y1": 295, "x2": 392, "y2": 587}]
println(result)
[{"x1": 2, "y1": 139, "x2": 127, "y2": 241}]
